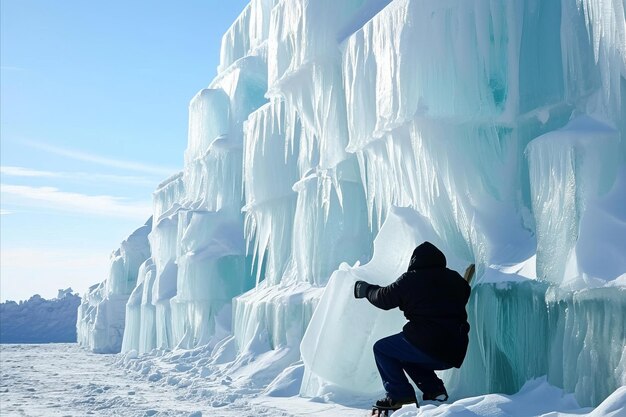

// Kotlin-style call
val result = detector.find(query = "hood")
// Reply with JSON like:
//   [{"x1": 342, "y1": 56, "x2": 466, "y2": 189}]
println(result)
[{"x1": 407, "y1": 241, "x2": 447, "y2": 271}]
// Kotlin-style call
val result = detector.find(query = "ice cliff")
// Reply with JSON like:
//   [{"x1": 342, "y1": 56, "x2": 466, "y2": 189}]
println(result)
[
  {"x1": 78, "y1": 0, "x2": 625, "y2": 408},
  {"x1": 77, "y1": 219, "x2": 152, "y2": 353}
]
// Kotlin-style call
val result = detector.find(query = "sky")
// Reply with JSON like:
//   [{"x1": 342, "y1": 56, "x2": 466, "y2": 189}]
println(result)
[{"x1": 1, "y1": 0, "x2": 250, "y2": 302}]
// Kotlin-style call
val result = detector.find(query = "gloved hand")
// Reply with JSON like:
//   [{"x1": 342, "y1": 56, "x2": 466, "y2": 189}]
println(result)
[
  {"x1": 354, "y1": 280, "x2": 372, "y2": 299},
  {"x1": 464, "y1": 264, "x2": 476, "y2": 284}
]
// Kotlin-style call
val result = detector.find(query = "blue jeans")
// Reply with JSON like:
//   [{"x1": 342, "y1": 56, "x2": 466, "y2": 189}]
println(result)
[{"x1": 373, "y1": 332, "x2": 448, "y2": 400}]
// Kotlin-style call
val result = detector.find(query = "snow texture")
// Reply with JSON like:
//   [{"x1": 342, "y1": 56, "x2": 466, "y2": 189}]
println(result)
[
  {"x1": 77, "y1": 0, "x2": 626, "y2": 413},
  {"x1": 4, "y1": 344, "x2": 623, "y2": 417}
]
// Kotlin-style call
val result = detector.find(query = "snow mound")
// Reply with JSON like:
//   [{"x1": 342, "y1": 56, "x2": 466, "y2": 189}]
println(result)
[{"x1": 390, "y1": 378, "x2": 626, "y2": 417}]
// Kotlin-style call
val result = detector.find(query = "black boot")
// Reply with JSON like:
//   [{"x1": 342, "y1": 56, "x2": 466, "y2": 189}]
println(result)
[
  {"x1": 375, "y1": 394, "x2": 417, "y2": 410},
  {"x1": 422, "y1": 387, "x2": 448, "y2": 402}
]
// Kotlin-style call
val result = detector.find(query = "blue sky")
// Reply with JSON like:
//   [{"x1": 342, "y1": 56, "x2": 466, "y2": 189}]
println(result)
[{"x1": 1, "y1": 0, "x2": 250, "y2": 301}]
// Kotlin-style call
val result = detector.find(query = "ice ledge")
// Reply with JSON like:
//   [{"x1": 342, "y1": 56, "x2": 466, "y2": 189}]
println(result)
[{"x1": 155, "y1": 172, "x2": 183, "y2": 191}]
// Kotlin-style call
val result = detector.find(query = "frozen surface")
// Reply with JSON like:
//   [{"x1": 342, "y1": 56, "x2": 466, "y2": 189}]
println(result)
[{"x1": 0, "y1": 290, "x2": 80, "y2": 343}]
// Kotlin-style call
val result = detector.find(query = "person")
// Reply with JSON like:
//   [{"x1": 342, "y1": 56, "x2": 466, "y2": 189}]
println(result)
[{"x1": 354, "y1": 241, "x2": 472, "y2": 411}]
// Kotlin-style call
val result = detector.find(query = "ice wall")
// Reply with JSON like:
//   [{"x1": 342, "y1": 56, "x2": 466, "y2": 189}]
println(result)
[
  {"x1": 442, "y1": 282, "x2": 626, "y2": 408},
  {"x1": 300, "y1": 210, "x2": 624, "y2": 408},
  {"x1": 77, "y1": 220, "x2": 151, "y2": 353},
  {"x1": 267, "y1": 0, "x2": 393, "y2": 170},
  {"x1": 165, "y1": 52, "x2": 269, "y2": 351},
  {"x1": 79, "y1": 0, "x2": 625, "y2": 408},
  {"x1": 119, "y1": 173, "x2": 185, "y2": 354},
  {"x1": 219, "y1": 0, "x2": 279, "y2": 73},
  {"x1": 242, "y1": 100, "x2": 299, "y2": 287},
  {"x1": 231, "y1": 0, "x2": 384, "y2": 354},
  {"x1": 76, "y1": 283, "x2": 102, "y2": 348},
  {"x1": 342, "y1": 0, "x2": 581, "y2": 263},
  {"x1": 170, "y1": 209, "x2": 250, "y2": 348},
  {"x1": 121, "y1": 258, "x2": 154, "y2": 353},
  {"x1": 561, "y1": 0, "x2": 626, "y2": 131},
  {"x1": 298, "y1": 0, "x2": 625, "y2": 407},
  {"x1": 527, "y1": 116, "x2": 622, "y2": 286},
  {"x1": 150, "y1": 174, "x2": 185, "y2": 351},
  {"x1": 120, "y1": 37, "x2": 270, "y2": 354}
]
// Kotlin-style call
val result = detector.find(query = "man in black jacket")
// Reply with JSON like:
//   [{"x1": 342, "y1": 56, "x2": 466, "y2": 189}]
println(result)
[{"x1": 354, "y1": 241, "x2": 471, "y2": 411}]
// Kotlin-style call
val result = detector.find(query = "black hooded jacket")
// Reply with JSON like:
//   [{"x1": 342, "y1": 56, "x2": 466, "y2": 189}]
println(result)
[{"x1": 366, "y1": 242, "x2": 471, "y2": 368}]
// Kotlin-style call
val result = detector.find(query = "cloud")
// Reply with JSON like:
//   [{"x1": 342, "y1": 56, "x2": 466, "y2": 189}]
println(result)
[
  {"x1": 1, "y1": 165, "x2": 158, "y2": 187},
  {"x1": 1, "y1": 166, "x2": 58, "y2": 178},
  {"x1": 1, "y1": 184, "x2": 151, "y2": 220},
  {"x1": 24, "y1": 141, "x2": 178, "y2": 177}
]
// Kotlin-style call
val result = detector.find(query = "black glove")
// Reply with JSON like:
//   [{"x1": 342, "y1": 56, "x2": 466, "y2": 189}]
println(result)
[{"x1": 354, "y1": 280, "x2": 372, "y2": 299}]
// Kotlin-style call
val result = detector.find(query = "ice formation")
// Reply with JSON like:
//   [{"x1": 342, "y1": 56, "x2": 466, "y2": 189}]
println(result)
[
  {"x1": 77, "y1": 220, "x2": 151, "y2": 353},
  {"x1": 1, "y1": 289, "x2": 81, "y2": 343},
  {"x1": 78, "y1": 0, "x2": 625, "y2": 409}
]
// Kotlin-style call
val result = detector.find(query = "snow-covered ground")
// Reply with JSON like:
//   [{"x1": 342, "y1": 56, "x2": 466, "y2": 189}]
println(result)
[
  {"x1": 2, "y1": 344, "x2": 624, "y2": 417},
  {"x1": 0, "y1": 344, "x2": 364, "y2": 417},
  {"x1": 1, "y1": 344, "x2": 205, "y2": 417}
]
